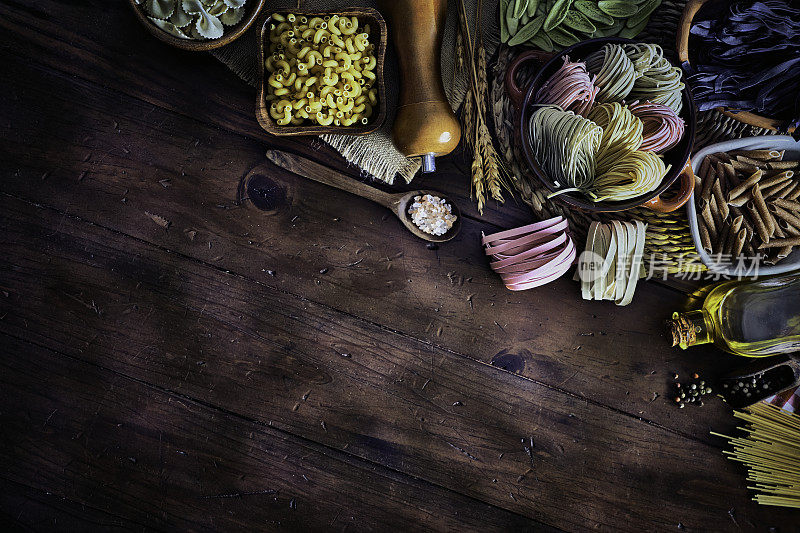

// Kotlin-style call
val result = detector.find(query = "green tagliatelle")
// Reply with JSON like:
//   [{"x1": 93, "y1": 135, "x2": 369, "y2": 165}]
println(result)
[
  {"x1": 624, "y1": 43, "x2": 685, "y2": 114},
  {"x1": 529, "y1": 105, "x2": 603, "y2": 196},
  {"x1": 135, "y1": 0, "x2": 247, "y2": 40},
  {"x1": 584, "y1": 44, "x2": 636, "y2": 102}
]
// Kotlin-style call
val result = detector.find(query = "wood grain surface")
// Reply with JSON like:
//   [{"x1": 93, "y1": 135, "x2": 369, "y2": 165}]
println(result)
[{"x1": 1, "y1": 0, "x2": 798, "y2": 531}]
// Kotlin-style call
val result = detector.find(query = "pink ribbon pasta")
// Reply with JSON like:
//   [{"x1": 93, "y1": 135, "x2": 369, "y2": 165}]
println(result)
[{"x1": 482, "y1": 216, "x2": 576, "y2": 291}]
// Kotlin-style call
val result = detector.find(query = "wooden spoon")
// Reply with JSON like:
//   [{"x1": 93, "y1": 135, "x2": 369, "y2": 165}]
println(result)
[{"x1": 265, "y1": 150, "x2": 461, "y2": 242}]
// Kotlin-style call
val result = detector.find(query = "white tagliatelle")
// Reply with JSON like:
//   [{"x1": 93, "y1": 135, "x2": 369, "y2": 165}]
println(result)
[
  {"x1": 577, "y1": 220, "x2": 647, "y2": 306},
  {"x1": 135, "y1": 0, "x2": 248, "y2": 40}
]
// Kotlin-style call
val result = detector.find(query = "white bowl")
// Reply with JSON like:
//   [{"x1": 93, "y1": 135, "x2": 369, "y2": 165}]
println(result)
[{"x1": 687, "y1": 135, "x2": 800, "y2": 276}]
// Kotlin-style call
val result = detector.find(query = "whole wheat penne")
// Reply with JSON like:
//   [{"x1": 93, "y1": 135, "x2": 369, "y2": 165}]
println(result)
[
  {"x1": 717, "y1": 218, "x2": 732, "y2": 256},
  {"x1": 772, "y1": 198, "x2": 800, "y2": 212},
  {"x1": 723, "y1": 215, "x2": 743, "y2": 255},
  {"x1": 730, "y1": 159, "x2": 763, "y2": 173},
  {"x1": 712, "y1": 179, "x2": 729, "y2": 220},
  {"x1": 746, "y1": 200, "x2": 771, "y2": 244},
  {"x1": 701, "y1": 164, "x2": 716, "y2": 202},
  {"x1": 763, "y1": 180, "x2": 794, "y2": 199},
  {"x1": 769, "y1": 204, "x2": 800, "y2": 232},
  {"x1": 722, "y1": 162, "x2": 738, "y2": 188},
  {"x1": 759, "y1": 239, "x2": 800, "y2": 249},
  {"x1": 786, "y1": 183, "x2": 800, "y2": 201},
  {"x1": 728, "y1": 190, "x2": 752, "y2": 207},
  {"x1": 728, "y1": 169, "x2": 762, "y2": 202},
  {"x1": 733, "y1": 228, "x2": 747, "y2": 258},
  {"x1": 737, "y1": 155, "x2": 772, "y2": 167},
  {"x1": 710, "y1": 194, "x2": 724, "y2": 231},
  {"x1": 777, "y1": 218, "x2": 800, "y2": 236},
  {"x1": 752, "y1": 184, "x2": 775, "y2": 237},
  {"x1": 700, "y1": 200, "x2": 718, "y2": 241},
  {"x1": 759, "y1": 171, "x2": 793, "y2": 189},
  {"x1": 768, "y1": 160, "x2": 800, "y2": 170},
  {"x1": 730, "y1": 149, "x2": 783, "y2": 161}
]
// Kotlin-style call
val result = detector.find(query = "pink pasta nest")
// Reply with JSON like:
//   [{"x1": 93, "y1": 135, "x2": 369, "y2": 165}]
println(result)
[
  {"x1": 535, "y1": 56, "x2": 599, "y2": 117},
  {"x1": 627, "y1": 100, "x2": 685, "y2": 153}
]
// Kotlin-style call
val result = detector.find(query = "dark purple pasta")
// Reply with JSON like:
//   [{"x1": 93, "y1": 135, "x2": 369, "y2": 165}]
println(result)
[{"x1": 683, "y1": 0, "x2": 800, "y2": 132}]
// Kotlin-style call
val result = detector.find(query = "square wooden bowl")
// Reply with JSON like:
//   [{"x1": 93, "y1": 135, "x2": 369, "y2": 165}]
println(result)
[{"x1": 256, "y1": 8, "x2": 387, "y2": 136}]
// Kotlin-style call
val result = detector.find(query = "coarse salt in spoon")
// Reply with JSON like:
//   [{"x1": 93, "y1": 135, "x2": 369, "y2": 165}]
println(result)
[{"x1": 264, "y1": 149, "x2": 461, "y2": 242}]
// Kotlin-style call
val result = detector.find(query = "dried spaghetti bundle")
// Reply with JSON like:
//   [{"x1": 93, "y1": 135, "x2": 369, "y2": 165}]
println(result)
[
  {"x1": 591, "y1": 150, "x2": 669, "y2": 202},
  {"x1": 529, "y1": 105, "x2": 603, "y2": 195},
  {"x1": 627, "y1": 100, "x2": 685, "y2": 153},
  {"x1": 535, "y1": 56, "x2": 599, "y2": 117},
  {"x1": 587, "y1": 103, "x2": 643, "y2": 175},
  {"x1": 626, "y1": 44, "x2": 685, "y2": 114},
  {"x1": 713, "y1": 403, "x2": 800, "y2": 509},
  {"x1": 585, "y1": 43, "x2": 636, "y2": 102}
]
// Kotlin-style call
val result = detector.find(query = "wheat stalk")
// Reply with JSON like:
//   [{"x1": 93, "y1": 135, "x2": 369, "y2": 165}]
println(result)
[
  {"x1": 475, "y1": 41, "x2": 505, "y2": 203},
  {"x1": 456, "y1": 29, "x2": 465, "y2": 74},
  {"x1": 472, "y1": 136, "x2": 486, "y2": 214},
  {"x1": 457, "y1": 0, "x2": 508, "y2": 212},
  {"x1": 462, "y1": 87, "x2": 475, "y2": 151}
]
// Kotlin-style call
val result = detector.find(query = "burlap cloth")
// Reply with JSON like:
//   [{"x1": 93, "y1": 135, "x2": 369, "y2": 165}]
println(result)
[{"x1": 212, "y1": 0, "x2": 499, "y2": 184}]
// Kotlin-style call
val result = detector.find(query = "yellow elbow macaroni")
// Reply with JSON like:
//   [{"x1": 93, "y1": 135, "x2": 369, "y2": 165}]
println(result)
[{"x1": 266, "y1": 12, "x2": 378, "y2": 127}]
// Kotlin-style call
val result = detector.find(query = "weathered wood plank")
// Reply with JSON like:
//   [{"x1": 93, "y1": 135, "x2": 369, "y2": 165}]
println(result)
[
  {"x1": 0, "y1": 0, "x2": 534, "y2": 229},
  {"x1": 0, "y1": 47, "x2": 735, "y2": 442},
  {"x1": 0, "y1": 335, "x2": 544, "y2": 532},
  {"x1": 0, "y1": 477, "x2": 146, "y2": 531},
  {"x1": 1, "y1": 194, "x2": 795, "y2": 531}
]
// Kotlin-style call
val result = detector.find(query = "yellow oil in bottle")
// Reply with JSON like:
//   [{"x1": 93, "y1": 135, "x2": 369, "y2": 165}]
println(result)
[{"x1": 670, "y1": 274, "x2": 800, "y2": 357}]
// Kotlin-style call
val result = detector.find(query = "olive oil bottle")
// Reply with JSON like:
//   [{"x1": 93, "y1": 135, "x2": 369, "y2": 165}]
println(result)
[{"x1": 670, "y1": 274, "x2": 800, "y2": 357}]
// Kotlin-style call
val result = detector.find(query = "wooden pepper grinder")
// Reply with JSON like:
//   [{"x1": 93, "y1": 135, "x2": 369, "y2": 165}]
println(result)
[{"x1": 381, "y1": 0, "x2": 461, "y2": 173}]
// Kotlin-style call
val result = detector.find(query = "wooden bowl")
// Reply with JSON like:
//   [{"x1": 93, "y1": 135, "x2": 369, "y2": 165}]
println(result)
[
  {"x1": 505, "y1": 39, "x2": 697, "y2": 214},
  {"x1": 128, "y1": 0, "x2": 266, "y2": 52},
  {"x1": 678, "y1": 0, "x2": 797, "y2": 134},
  {"x1": 256, "y1": 8, "x2": 387, "y2": 137}
]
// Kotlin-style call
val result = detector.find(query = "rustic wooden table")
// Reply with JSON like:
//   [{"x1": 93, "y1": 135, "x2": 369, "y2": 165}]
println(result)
[{"x1": 1, "y1": 2, "x2": 798, "y2": 531}]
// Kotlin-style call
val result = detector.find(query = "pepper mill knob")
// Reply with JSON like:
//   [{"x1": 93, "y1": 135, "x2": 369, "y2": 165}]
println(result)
[{"x1": 381, "y1": 0, "x2": 461, "y2": 172}]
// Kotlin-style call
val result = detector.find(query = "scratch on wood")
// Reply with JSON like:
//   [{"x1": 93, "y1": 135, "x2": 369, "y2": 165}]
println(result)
[
  {"x1": 43, "y1": 409, "x2": 57, "y2": 428},
  {"x1": 446, "y1": 441, "x2": 479, "y2": 462},
  {"x1": 201, "y1": 489, "x2": 277, "y2": 499}
]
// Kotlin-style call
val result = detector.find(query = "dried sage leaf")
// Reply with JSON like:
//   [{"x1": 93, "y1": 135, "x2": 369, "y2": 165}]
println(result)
[
  {"x1": 597, "y1": 0, "x2": 639, "y2": 18},
  {"x1": 543, "y1": 0, "x2": 573, "y2": 32},
  {"x1": 562, "y1": 9, "x2": 596, "y2": 34},
  {"x1": 507, "y1": 0, "x2": 520, "y2": 36},
  {"x1": 500, "y1": 0, "x2": 510, "y2": 42},
  {"x1": 546, "y1": 25, "x2": 579, "y2": 47},
  {"x1": 574, "y1": 0, "x2": 613, "y2": 25},
  {"x1": 508, "y1": 14, "x2": 545, "y2": 46},
  {"x1": 514, "y1": 0, "x2": 530, "y2": 19}
]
